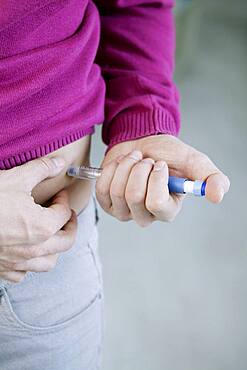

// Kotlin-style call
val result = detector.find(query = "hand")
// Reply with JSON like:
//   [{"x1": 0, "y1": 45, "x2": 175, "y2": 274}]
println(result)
[
  {"x1": 0, "y1": 157, "x2": 78, "y2": 283},
  {"x1": 96, "y1": 134, "x2": 230, "y2": 227}
]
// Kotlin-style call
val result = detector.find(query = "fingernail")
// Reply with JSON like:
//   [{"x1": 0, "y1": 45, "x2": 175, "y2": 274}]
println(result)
[
  {"x1": 141, "y1": 158, "x2": 155, "y2": 165},
  {"x1": 129, "y1": 150, "x2": 142, "y2": 161},
  {"x1": 51, "y1": 157, "x2": 66, "y2": 169},
  {"x1": 153, "y1": 161, "x2": 166, "y2": 171}
]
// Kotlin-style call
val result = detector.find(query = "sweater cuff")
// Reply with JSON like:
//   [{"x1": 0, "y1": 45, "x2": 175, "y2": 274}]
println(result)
[{"x1": 103, "y1": 108, "x2": 180, "y2": 154}]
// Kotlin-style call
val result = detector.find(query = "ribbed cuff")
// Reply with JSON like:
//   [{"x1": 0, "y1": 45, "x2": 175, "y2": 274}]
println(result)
[{"x1": 103, "y1": 108, "x2": 180, "y2": 154}]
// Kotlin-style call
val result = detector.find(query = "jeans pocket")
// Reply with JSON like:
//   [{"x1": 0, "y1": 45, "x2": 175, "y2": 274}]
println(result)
[
  {"x1": 0, "y1": 286, "x2": 100, "y2": 334},
  {"x1": 0, "y1": 224, "x2": 102, "y2": 334}
]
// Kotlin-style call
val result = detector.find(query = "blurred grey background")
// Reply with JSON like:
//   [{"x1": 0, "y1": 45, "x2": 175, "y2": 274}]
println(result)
[{"x1": 91, "y1": 1, "x2": 247, "y2": 369}]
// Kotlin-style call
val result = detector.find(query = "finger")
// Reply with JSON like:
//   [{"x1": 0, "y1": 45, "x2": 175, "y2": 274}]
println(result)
[
  {"x1": 0, "y1": 200, "x2": 71, "y2": 248},
  {"x1": 39, "y1": 189, "x2": 72, "y2": 238},
  {"x1": 146, "y1": 161, "x2": 184, "y2": 222},
  {"x1": 96, "y1": 155, "x2": 124, "y2": 212},
  {"x1": 11, "y1": 254, "x2": 58, "y2": 273},
  {"x1": 204, "y1": 172, "x2": 230, "y2": 203},
  {"x1": 0, "y1": 190, "x2": 72, "y2": 247},
  {"x1": 46, "y1": 188, "x2": 73, "y2": 216},
  {"x1": 0, "y1": 271, "x2": 26, "y2": 283},
  {"x1": 0, "y1": 210, "x2": 78, "y2": 263},
  {"x1": 183, "y1": 148, "x2": 230, "y2": 203},
  {"x1": 35, "y1": 208, "x2": 78, "y2": 256},
  {"x1": 3, "y1": 156, "x2": 67, "y2": 193},
  {"x1": 15, "y1": 210, "x2": 77, "y2": 272},
  {"x1": 125, "y1": 158, "x2": 155, "y2": 227},
  {"x1": 110, "y1": 150, "x2": 143, "y2": 221}
]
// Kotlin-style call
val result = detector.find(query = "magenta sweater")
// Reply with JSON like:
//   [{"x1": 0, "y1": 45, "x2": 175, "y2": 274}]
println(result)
[{"x1": 0, "y1": 0, "x2": 180, "y2": 170}]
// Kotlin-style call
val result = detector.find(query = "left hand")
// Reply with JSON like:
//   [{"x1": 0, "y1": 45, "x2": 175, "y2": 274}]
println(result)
[{"x1": 96, "y1": 134, "x2": 230, "y2": 227}]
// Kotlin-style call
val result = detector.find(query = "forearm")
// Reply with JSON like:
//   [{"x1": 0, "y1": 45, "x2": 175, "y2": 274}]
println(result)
[{"x1": 95, "y1": 0, "x2": 180, "y2": 151}]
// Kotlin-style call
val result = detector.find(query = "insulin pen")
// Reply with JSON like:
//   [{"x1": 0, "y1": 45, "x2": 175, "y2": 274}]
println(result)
[{"x1": 66, "y1": 165, "x2": 206, "y2": 197}]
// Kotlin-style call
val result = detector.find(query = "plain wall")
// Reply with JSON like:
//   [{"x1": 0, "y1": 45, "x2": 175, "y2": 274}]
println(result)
[{"x1": 91, "y1": 1, "x2": 247, "y2": 369}]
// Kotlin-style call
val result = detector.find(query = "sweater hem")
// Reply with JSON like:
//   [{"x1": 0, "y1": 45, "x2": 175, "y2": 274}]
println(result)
[{"x1": 0, "y1": 126, "x2": 95, "y2": 170}]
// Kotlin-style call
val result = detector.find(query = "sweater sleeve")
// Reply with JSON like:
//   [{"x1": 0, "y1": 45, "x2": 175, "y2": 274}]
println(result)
[{"x1": 94, "y1": 0, "x2": 180, "y2": 152}]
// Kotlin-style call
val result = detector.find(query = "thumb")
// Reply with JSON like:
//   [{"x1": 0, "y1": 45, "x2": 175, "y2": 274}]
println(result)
[
  {"x1": 182, "y1": 147, "x2": 230, "y2": 204},
  {"x1": 11, "y1": 156, "x2": 66, "y2": 192}
]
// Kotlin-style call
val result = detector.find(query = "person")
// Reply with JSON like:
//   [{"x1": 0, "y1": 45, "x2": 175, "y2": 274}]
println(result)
[{"x1": 0, "y1": 0, "x2": 230, "y2": 369}]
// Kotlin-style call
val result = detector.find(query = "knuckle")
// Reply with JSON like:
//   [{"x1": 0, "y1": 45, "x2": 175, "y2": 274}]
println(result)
[
  {"x1": 146, "y1": 198, "x2": 164, "y2": 214},
  {"x1": 126, "y1": 190, "x2": 144, "y2": 205}
]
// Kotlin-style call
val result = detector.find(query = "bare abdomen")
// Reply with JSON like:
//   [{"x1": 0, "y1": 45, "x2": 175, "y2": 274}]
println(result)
[{"x1": 31, "y1": 135, "x2": 93, "y2": 215}]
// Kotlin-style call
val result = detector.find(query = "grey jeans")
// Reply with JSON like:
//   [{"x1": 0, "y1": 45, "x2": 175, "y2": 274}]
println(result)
[{"x1": 0, "y1": 195, "x2": 104, "y2": 370}]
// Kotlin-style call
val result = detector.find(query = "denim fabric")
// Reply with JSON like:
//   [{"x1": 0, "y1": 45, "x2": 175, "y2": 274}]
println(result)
[{"x1": 0, "y1": 195, "x2": 104, "y2": 370}]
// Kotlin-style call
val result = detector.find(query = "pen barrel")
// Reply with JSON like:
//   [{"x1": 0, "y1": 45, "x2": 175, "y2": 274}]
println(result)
[
  {"x1": 168, "y1": 176, "x2": 186, "y2": 194},
  {"x1": 67, "y1": 166, "x2": 206, "y2": 196}
]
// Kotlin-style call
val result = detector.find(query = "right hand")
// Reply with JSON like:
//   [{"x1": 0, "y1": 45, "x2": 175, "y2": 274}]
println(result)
[{"x1": 0, "y1": 157, "x2": 78, "y2": 283}]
